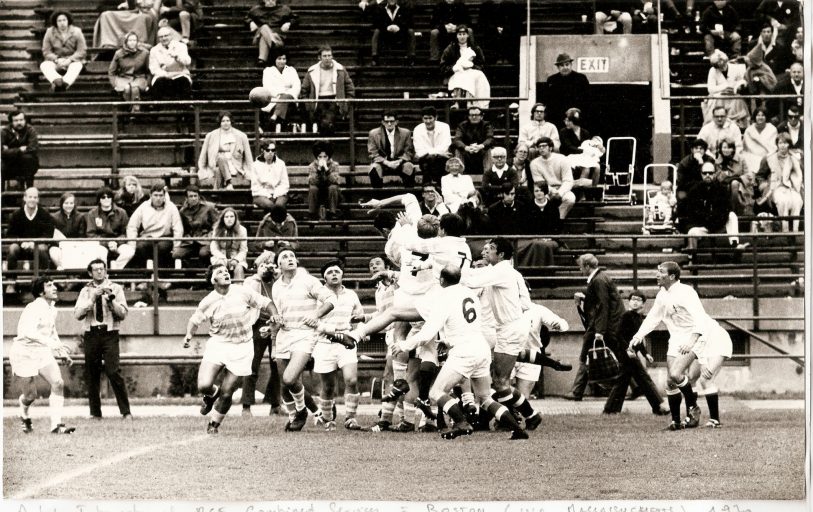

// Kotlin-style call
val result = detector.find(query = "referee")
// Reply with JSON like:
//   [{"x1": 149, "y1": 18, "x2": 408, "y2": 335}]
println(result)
[{"x1": 74, "y1": 258, "x2": 132, "y2": 420}]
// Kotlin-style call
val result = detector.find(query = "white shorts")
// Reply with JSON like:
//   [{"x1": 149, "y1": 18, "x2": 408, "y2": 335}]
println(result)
[
  {"x1": 512, "y1": 362, "x2": 541, "y2": 382},
  {"x1": 312, "y1": 342, "x2": 358, "y2": 373},
  {"x1": 692, "y1": 327, "x2": 733, "y2": 367},
  {"x1": 494, "y1": 317, "x2": 527, "y2": 357},
  {"x1": 445, "y1": 347, "x2": 491, "y2": 379},
  {"x1": 275, "y1": 328, "x2": 319, "y2": 360},
  {"x1": 202, "y1": 338, "x2": 253, "y2": 377},
  {"x1": 9, "y1": 343, "x2": 56, "y2": 378}
]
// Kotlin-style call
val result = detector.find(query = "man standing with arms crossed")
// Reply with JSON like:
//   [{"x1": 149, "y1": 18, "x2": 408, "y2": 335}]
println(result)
[{"x1": 74, "y1": 258, "x2": 132, "y2": 420}]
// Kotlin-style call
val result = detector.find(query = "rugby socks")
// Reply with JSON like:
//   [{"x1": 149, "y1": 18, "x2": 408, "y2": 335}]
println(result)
[
  {"x1": 437, "y1": 394, "x2": 467, "y2": 425},
  {"x1": 213, "y1": 392, "x2": 233, "y2": 424},
  {"x1": 418, "y1": 361, "x2": 438, "y2": 400},
  {"x1": 201, "y1": 383, "x2": 219, "y2": 398},
  {"x1": 19, "y1": 394, "x2": 32, "y2": 419},
  {"x1": 482, "y1": 397, "x2": 520, "y2": 431},
  {"x1": 345, "y1": 393, "x2": 359, "y2": 419},
  {"x1": 289, "y1": 383, "x2": 306, "y2": 411},
  {"x1": 666, "y1": 388, "x2": 682, "y2": 424},
  {"x1": 499, "y1": 388, "x2": 535, "y2": 418},
  {"x1": 394, "y1": 397, "x2": 404, "y2": 423},
  {"x1": 704, "y1": 386, "x2": 720, "y2": 421},
  {"x1": 461, "y1": 392, "x2": 476, "y2": 409},
  {"x1": 49, "y1": 393, "x2": 64, "y2": 431},
  {"x1": 320, "y1": 398, "x2": 335, "y2": 422},
  {"x1": 381, "y1": 401, "x2": 396, "y2": 423},
  {"x1": 676, "y1": 377, "x2": 697, "y2": 408},
  {"x1": 283, "y1": 400, "x2": 296, "y2": 422},
  {"x1": 304, "y1": 390, "x2": 318, "y2": 414},
  {"x1": 403, "y1": 401, "x2": 417, "y2": 426}
]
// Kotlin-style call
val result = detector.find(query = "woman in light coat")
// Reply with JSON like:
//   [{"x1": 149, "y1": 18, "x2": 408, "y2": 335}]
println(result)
[
  {"x1": 198, "y1": 111, "x2": 254, "y2": 190},
  {"x1": 40, "y1": 10, "x2": 87, "y2": 91},
  {"x1": 757, "y1": 132, "x2": 803, "y2": 232},
  {"x1": 741, "y1": 107, "x2": 777, "y2": 173}
]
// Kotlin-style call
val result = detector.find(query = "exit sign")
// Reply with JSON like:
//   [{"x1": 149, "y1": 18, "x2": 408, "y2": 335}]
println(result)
[{"x1": 576, "y1": 57, "x2": 609, "y2": 73}]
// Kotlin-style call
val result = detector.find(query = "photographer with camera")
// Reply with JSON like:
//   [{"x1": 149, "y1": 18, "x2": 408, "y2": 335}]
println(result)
[
  {"x1": 74, "y1": 258, "x2": 131, "y2": 420},
  {"x1": 307, "y1": 140, "x2": 342, "y2": 220}
]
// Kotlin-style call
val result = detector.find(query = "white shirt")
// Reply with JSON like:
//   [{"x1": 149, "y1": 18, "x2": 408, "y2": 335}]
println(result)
[
  {"x1": 529, "y1": 153, "x2": 574, "y2": 195},
  {"x1": 261, "y1": 65, "x2": 301, "y2": 112},
  {"x1": 402, "y1": 232, "x2": 472, "y2": 282},
  {"x1": 385, "y1": 128, "x2": 397, "y2": 158},
  {"x1": 400, "y1": 284, "x2": 490, "y2": 354},
  {"x1": 634, "y1": 281, "x2": 718, "y2": 342},
  {"x1": 251, "y1": 157, "x2": 290, "y2": 199},
  {"x1": 524, "y1": 302, "x2": 569, "y2": 351},
  {"x1": 14, "y1": 297, "x2": 62, "y2": 349},
  {"x1": 519, "y1": 120, "x2": 560, "y2": 150},
  {"x1": 697, "y1": 120, "x2": 743, "y2": 157},
  {"x1": 461, "y1": 260, "x2": 527, "y2": 325},
  {"x1": 441, "y1": 173, "x2": 475, "y2": 211},
  {"x1": 148, "y1": 41, "x2": 192, "y2": 85},
  {"x1": 413, "y1": 121, "x2": 452, "y2": 158},
  {"x1": 384, "y1": 193, "x2": 423, "y2": 266}
]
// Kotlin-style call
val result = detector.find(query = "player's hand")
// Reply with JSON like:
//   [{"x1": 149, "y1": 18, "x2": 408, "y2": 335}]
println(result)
[
  {"x1": 627, "y1": 348, "x2": 636, "y2": 358},
  {"x1": 700, "y1": 364, "x2": 713, "y2": 379},
  {"x1": 281, "y1": 22, "x2": 291, "y2": 32},
  {"x1": 302, "y1": 316, "x2": 318, "y2": 328},
  {"x1": 630, "y1": 335, "x2": 643, "y2": 347},
  {"x1": 269, "y1": 314, "x2": 283, "y2": 325},
  {"x1": 573, "y1": 291, "x2": 585, "y2": 305},
  {"x1": 594, "y1": 333, "x2": 604, "y2": 342},
  {"x1": 645, "y1": 354, "x2": 655, "y2": 364},
  {"x1": 360, "y1": 198, "x2": 381, "y2": 210},
  {"x1": 390, "y1": 343, "x2": 405, "y2": 358},
  {"x1": 678, "y1": 341, "x2": 692, "y2": 354},
  {"x1": 395, "y1": 211, "x2": 411, "y2": 226},
  {"x1": 183, "y1": 334, "x2": 193, "y2": 348}
]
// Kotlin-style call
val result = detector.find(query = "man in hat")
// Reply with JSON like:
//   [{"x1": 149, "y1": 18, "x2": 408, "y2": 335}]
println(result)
[{"x1": 543, "y1": 53, "x2": 590, "y2": 129}]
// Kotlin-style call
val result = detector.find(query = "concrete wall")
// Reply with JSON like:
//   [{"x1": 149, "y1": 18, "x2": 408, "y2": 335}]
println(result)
[{"x1": 3, "y1": 298, "x2": 805, "y2": 398}]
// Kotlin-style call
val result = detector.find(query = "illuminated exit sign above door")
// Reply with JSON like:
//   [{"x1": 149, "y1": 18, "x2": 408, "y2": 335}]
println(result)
[{"x1": 576, "y1": 57, "x2": 609, "y2": 73}]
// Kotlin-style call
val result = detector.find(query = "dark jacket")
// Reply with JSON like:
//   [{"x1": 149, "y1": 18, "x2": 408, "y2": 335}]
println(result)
[
  {"x1": 481, "y1": 166, "x2": 519, "y2": 205},
  {"x1": 1, "y1": 124, "x2": 39, "y2": 162},
  {"x1": 619, "y1": 309, "x2": 651, "y2": 357},
  {"x1": 755, "y1": 0, "x2": 801, "y2": 33},
  {"x1": 6, "y1": 207, "x2": 55, "y2": 239},
  {"x1": 253, "y1": 212, "x2": 298, "y2": 253},
  {"x1": 246, "y1": 3, "x2": 297, "y2": 30},
  {"x1": 700, "y1": 4, "x2": 741, "y2": 35},
  {"x1": 527, "y1": 197, "x2": 562, "y2": 236},
  {"x1": 684, "y1": 179, "x2": 732, "y2": 233},
  {"x1": 372, "y1": 2, "x2": 414, "y2": 32},
  {"x1": 430, "y1": 0, "x2": 471, "y2": 32},
  {"x1": 440, "y1": 43, "x2": 486, "y2": 78},
  {"x1": 559, "y1": 126, "x2": 592, "y2": 156},
  {"x1": 581, "y1": 268, "x2": 626, "y2": 358},
  {"x1": 487, "y1": 199, "x2": 526, "y2": 234},
  {"x1": 83, "y1": 205, "x2": 129, "y2": 239},
  {"x1": 452, "y1": 120, "x2": 494, "y2": 151},
  {"x1": 178, "y1": 199, "x2": 219, "y2": 239},
  {"x1": 675, "y1": 153, "x2": 715, "y2": 195},
  {"x1": 544, "y1": 71, "x2": 590, "y2": 128},
  {"x1": 52, "y1": 210, "x2": 86, "y2": 238}
]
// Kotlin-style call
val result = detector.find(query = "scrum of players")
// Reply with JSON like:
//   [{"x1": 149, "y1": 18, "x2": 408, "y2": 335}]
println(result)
[{"x1": 180, "y1": 192, "x2": 731, "y2": 438}]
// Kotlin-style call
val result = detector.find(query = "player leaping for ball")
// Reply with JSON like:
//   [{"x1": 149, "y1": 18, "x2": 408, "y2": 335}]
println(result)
[
  {"x1": 183, "y1": 264, "x2": 281, "y2": 434},
  {"x1": 630, "y1": 261, "x2": 733, "y2": 430},
  {"x1": 392, "y1": 264, "x2": 528, "y2": 440}
]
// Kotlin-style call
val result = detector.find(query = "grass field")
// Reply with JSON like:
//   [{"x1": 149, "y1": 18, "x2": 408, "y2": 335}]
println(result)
[{"x1": 3, "y1": 408, "x2": 805, "y2": 501}]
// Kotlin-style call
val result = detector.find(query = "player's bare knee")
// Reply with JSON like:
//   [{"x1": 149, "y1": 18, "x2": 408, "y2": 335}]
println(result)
[
  {"x1": 51, "y1": 379, "x2": 64, "y2": 394},
  {"x1": 428, "y1": 386, "x2": 444, "y2": 403},
  {"x1": 344, "y1": 377, "x2": 358, "y2": 393}
]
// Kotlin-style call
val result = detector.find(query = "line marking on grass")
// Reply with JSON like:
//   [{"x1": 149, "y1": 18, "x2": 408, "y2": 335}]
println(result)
[{"x1": 11, "y1": 434, "x2": 208, "y2": 500}]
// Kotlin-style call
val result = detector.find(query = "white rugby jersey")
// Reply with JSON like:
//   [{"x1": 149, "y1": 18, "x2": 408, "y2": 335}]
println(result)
[
  {"x1": 383, "y1": 194, "x2": 423, "y2": 267},
  {"x1": 316, "y1": 285, "x2": 364, "y2": 344},
  {"x1": 403, "y1": 233, "x2": 472, "y2": 281},
  {"x1": 460, "y1": 260, "x2": 527, "y2": 325},
  {"x1": 272, "y1": 268, "x2": 337, "y2": 332},
  {"x1": 14, "y1": 297, "x2": 61, "y2": 349},
  {"x1": 400, "y1": 284, "x2": 489, "y2": 352},
  {"x1": 190, "y1": 285, "x2": 273, "y2": 344},
  {"x1": 634, "y1": 281, "x2": 717, "y2": 340},
  {"x1": 524, "y1": 302, "x2": 569, "y2": 350}
]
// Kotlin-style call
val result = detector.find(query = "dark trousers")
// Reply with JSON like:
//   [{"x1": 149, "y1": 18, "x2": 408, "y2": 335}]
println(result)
[
  {"x1": 307, "y1": 95, "x2": 338, "y2": 135},
  {"x1": 83, "y1": 329, "x2": 131, "y2": 417},
  {"x1": 242, "y1": 321, "x2": 281, "y2": 407},
  {"x1": 151, "y1": 77, "x2": 192, "y2": 100},
  {"x1": 7, "y1": 242, "x2": 51, "y2": 271},
  {"x1": 2, "y1": 153, "x2": 38, "y2": 190},
  {"x1": 127, "y1": 240, "x2": 174, "y2": 269},
  {"x1": 372, "y1": 28, "x2": 416, "y2": 58},
  {"x1": 418, "y1": 154, "x2": 450, "y2": 186},
  {"x1": 605, "y1": 356, "x2": 664, "y2": 413},
  {"x1": 308, "y1": 183, "x2": 340, "y2": 217}
]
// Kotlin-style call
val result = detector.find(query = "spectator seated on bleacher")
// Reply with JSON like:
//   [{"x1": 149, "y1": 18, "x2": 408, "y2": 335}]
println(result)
[
  {"x1": 307, "y1": 141, "x2": 342, "y2": 221},
  {"x1": 428, "y1": 0, "x2": 471, "y2": 65},
  {"x1": 525, "y1": 182, "x2": 562, "y2": 266},
  {"x1": 528, "y1": 136, "x2": 576, "y2": 219},
  {"x1": 775, "y1": 104, "x2": 803, "y2": 157},
  {"x1": 748, "y1": 24, "x2": 793, "y2": 78},
  {"x1": 487, "y1": 183, "x2": 525, "y2": 234},
  {"x1": 158, "y1": 0, "x2": 203, "y2": 45},
  {"x1": 645, "y1": 179, "x2": 677, "y2": 228},
  {"x1": 441, "y1": 157, "x2": 477, "y2": 213},
  {"x1": 259, "y1": 49, "x2": 300, "y2": 132},
  {"x1": 440, "y1": 25, "x2": 490, "y2": 109},
  {"x1": 566, "y1": 135, "x2": 605, "y2": 191},
  {"x1": 412, "y1": 106, "x2": 452, "y2": 186},
  {"x1": 480, "y1": 146, "x2": 518, "y2": 206},
  {"x1": 94, "y1": 0, "x2": 161, "y2": 48},
  {"x1": 742, "y1": 107, "x2": 777, "y2": 174},
  {"x1": 198, "y1": 111, "x2": 254, "y2": 191},
  {"x1": 172, "y1": 184, "x2": 218, "y2": 267},
  {"x1": 518, "y1": 102, "x2": 559, "y2": 157},
  {"x1": 1, "y1": 111, "x2": 39, "y2": 191},
  {"x1": 299, "y1": 45, "x2": 355, "y2": 135},
  {"x1": 755, "y1": 0, "x2": 801, "y2": 47},
  {"x1": 756, "y1": 132, "x2": 803, "y2": 232},
  {"x1": 703, "y1": 50, "x2": 748, "y2": 127},
  {"x1": 679, "y1": 161, "x2": 748, "y2": 252},
  {"x1": 247, "y1": 0, "x2": 297, "y2": 67},
  {"x1": 558, "y1": 107, "x2": 591, "y2": 157},
  {"x1": 715, "y1": 138, "x2": 743, "y2": 176},
  {"x1": 487, "y1": 183, "x2": 558, "y2": 268},
  {"x1": 700, "y1": 0, "x2": 741, "y2": 57},
  {"x1": 418, "y1": 182, "x2": 450, "y2": 216},
  {"x1": 510, "y1": 142, "x2": 533, "y2": 201},
  {"x1": 771, "y1": 64, "x2": 803, "y2": 125},
  {"x1": 251, "y1": 139, "x2": 289, "y2": 211},
  {"x1": 4, "y1": 188, "x2": 55, "y2": 293},
  {"x1": 114, "y1": 175, "x2": 147, "y2": 217},
  {"x1": 367, "y1": 110, "x2": 416, "y2": 188},
  {"x1": 114, "y1": 183, "x2": 183, "y2": 271},
  {"x1": 148, "y1": 26, "x2": 192, "y2": 100},
  {"x1": 452, "y1": 105, "x2": 493, "y2": 174},
  {"x1": 40, "y1": 10, "x2": 87, "y2": 92},
  {"x1": 729, "y1": 171, "x2": 755, "y2": 219},
  {"x1": 108, "y1": 31, "x2": 151, "y2": 112},
  {"x1": 83, "y1": 186, "x2": 130, "y2": 267},
  {"x1": 675, "y1": 138, "x2": 714, "y2": 201},
  {"x1": 476, "y1": 0, "x2": 523, "y2": 65},
  {"x1": 543, "y1": 53, "x2": 590, "y2": 130},
  {"x1": 253, "y1": 204, "x2": 298, "y2": 253},
  {"x1": 370, "y1": 0, "x2": 416, "y2": 66},
  {"x1": 631, "y1": 1, "x2": 659, "y2": 34},
  {"x1": 742, "y1": 46, "x2": 777, "y2": 106},
  {"x1": 698, "y1": 105, "x2": 743, "y2": 160},
  {"x1": 210, "y1": 208, "x2": 249, "y2": 280},
  {"x1": 594, "y1": 2, "x2": 633, "y2": 35},
  {"x1": 48, "y1": 192, "x2": 87, "y2": 270},
  {"x1": 790, "y1": 26, "x2": 803, "y2": 63}
]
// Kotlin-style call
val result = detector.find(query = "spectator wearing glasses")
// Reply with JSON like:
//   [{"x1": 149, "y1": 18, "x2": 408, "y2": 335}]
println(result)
[
  {"x1": 775, "y1": 105, "x2": 802, "y2": 156},
  {"x1": 518, "y1": 103, "x2": 559, "y2": 156},
  {"x1": 148, "y1": 26, "x2": 192, "y2": 99},
  {"x1": 307, "y1": 141, "x2": 342, "y2": 220},
  {"x1": 83, "y1": 186, "x2": 130, "y2": 265},
  {"x1": 771, "y1": 63, "x2": 803, "y2": 124},
  {"x1": 697, "y1": 105, "x2": 743, "y2": 159},
  {"x1": 367, "y1": 110, "x2": 416, "y2": 188},
  {"x1": 251, "y1": 140, "x2": 289, "y2": 211},
  {"x1": 452, "y1": 105, "x2": 493, "y2": 175},
  {"x1": 681, "y1": 161, "x2": 748, "y2": 251},
  {"x1": 412, "y1": 106, "x2": 452, "y2": 186},
  {"x1": 675, "y1": 138, "x2": 715, "y2": 201},
  {"x1": 480, "y1": 146, "x2": 518, "y2": 206}
]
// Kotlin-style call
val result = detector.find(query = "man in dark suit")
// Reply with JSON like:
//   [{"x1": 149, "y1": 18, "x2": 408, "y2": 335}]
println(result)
[
  {"x1": 370, "y1": 0, "x2": 416, "y2": 66},
  {"x1": 564, "y1": 253, "x2": 626, "y2": 406},
  {"x1": 769, "y1": 63, "x2": 803, "y2": 123},
  {"x1": 367, "y1": 110, "x2": 416, "y2": 187},
  {"x1": 543, "y1": 53, "x2": 591, "y2": 129}
]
